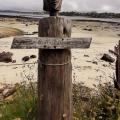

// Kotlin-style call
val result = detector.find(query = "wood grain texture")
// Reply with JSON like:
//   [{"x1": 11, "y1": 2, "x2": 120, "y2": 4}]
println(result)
[
  {"x1": 11, "y1": 37, "x2": 92, "y2": 49},
  {"x1": 116, "y1": 41, "x2": 120, "y2": 89},
  {"x1": 38, "y1": 17, "x2": 73, "y2": 120},
  {"x1": 43, "y1": 0, "x2": 62, "y2": 16},
  {"x1": 38, "y1": 49, "x2": 72, "y2": 120},
  {"x1": 38, "y1": 17, "x2": 71, "y2": 37}
]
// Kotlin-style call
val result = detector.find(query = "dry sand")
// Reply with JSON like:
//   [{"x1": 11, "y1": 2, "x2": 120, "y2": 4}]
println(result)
[{"x1": 0, "y1": 17, "x2": 120, "y2": 88}]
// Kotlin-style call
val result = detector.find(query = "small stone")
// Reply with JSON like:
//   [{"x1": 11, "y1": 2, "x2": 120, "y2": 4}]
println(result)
[
  {"x1": 103, "y1": 64, "x2": 107, "y2": 67},
  {"x1": 12, "y1": 60, "x2": 16, "y2": 63},
  {"x1": 117, "y1": 34, "x2": 120, "y2": 36},
  {"x1": 84, "y1": 54, "x2": 89, "y2": 57},
  {"x1": 25, "y1": 24, "x2": 28, "y2": 26},
  {"x1": 22, "y1": 56, "x2": 30, "y2": 62},
  {"x1": 84, "y1": 28, "x2": 92, "y2": 31},
  {"x1": 92, "y1": 61, "x2": 98, "y2": 65},
  {"x1": 86, "y1": 60, "x2": 92, "y2": 63},
  {"x1": 30, "y1": 55, "x2": 37, "y2": 59}
]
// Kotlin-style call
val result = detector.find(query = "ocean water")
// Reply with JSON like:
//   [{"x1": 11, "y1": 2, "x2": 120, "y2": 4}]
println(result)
[{"x1": 0, "y1": 11, "x2": 120, "y2": 23}]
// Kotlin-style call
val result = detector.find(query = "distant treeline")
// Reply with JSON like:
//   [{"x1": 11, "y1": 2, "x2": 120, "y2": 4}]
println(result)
[
  {"x1": 0, "y1": 10, "x2": 120, "y2": 18},
  {"x1": 60, "y1": 12, "x2": 120, "y2": 18}
]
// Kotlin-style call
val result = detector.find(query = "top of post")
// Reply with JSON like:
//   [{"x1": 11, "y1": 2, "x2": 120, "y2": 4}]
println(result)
[{"x1": 43, "y1": 0, "x2": 62, "y2": 16}]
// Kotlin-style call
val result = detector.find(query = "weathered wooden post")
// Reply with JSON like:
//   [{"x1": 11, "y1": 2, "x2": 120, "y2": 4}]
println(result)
[
  {"x1": 38, "y1": 18, "x2": 73, "y2": 119},
  {"x1": 114, "y1": 41, "x2": 120, "y2": 90},
  {"x1": 11, "y1": 0, "x2": 92, "y2": 119},
  {"x1": 43, "y1": 0, "x2": 62, "y2": 16}
]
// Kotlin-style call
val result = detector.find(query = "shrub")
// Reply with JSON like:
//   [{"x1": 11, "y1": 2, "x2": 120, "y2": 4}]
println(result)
[{"x1": 0, "y1": 82, "x2": 120, "y2": 120}]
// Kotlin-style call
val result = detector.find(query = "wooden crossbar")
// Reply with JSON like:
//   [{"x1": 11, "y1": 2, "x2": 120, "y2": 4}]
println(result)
[{"x1": 11, "y1": 37, "x2": 92, "y2": 49}]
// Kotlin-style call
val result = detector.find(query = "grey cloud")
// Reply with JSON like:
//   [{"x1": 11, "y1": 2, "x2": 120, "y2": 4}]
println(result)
[{"x1": 0, "y1": 0, "x2": 120, "y2": 12}]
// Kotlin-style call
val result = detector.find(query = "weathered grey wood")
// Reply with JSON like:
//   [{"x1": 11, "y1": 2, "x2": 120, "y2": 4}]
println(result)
[
  {"x1": 38, "y1": 17, "x2": 72, "y2": 120},
  {"x1": 39, "y1": 17, "x2": 71, "y2": 37},
  {"x1": 43, "y1": 0, "x2": 62, "y2": 16},
  {"x1": 11, "y1": 37, "x2": 92, "y2": 49},
  {"x1": 115, "y1": 41, "x2": 120, "y2": 90},
  {"x1": 38, "y1": 49, "x2": 72, "y2": 120}
]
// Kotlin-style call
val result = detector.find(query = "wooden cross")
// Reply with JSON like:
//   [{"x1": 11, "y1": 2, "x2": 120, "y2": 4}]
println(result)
[{"x1": 11, "y1": 0, "x2": 92, "y2": 120}]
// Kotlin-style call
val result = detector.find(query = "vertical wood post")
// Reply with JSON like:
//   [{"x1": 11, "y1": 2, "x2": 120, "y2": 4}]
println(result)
[
  {"x1": 38, "y1": 17, "x2": 73, "y2": 120},
  {"x1": 115, "y1": 41, "x2": 120, "y2": 90}
]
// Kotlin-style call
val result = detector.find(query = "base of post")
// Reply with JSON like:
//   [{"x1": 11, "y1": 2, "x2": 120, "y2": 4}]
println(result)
[{"x1": 38, "y1": 49, "x2": 72, "y2": 120}]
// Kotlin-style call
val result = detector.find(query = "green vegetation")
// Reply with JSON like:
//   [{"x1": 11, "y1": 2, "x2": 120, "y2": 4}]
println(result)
[
  {"x1": 0, "y1": 82, "x2": 120, "y2": 120},
  {"x1": 0, "y1": 83, "x2": 37, "y2": 120},
  {"x1": 73, "y1": 82, "x2": 120, "y2": 120}
]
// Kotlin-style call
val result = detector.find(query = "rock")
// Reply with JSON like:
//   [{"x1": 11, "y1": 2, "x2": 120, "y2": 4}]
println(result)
[
  {"x1": 86, "y1": 60, "x2": 92, "y2": 63},
  {"x1": 32, "y1": 31, "x2": 38, "y2": 34},
  {"x1": 84, "y1": 28, "x2": 92, "y2": 31},
  {"x1": 117, "y1": 34, "x2": 120, "y2": 37},
  {"x1": 30, "y1": 55, "x2": 37, "y2": 59},
  {"x1": 25, "y1": 24, "x2": 28, "y2": 26},
  {"x1": 117, "y1": 23, "x2": 120, "y2": 26},
  {"x1": 103, "y1": 64, "x2": 108, "y2": 67},
  {"x1": 101, "y1": 54, "x2": 115, "y2": 63},
  {"x1": 92, "y1": 61, "x2": 98, "y2": 65},
  {"x1": 84, "y1": 54, "x2": 89, "y2": 57},
  {"x1": 12, "y1": 60, "x2": 16, "y2": 63},
  {"x1": 73, "y1": 24, "x2": 76, "y2": 27},
  {"x1": 22, "y1": 56, "x2": 30, "y2": 62},
  {"x1": 0, "y1": 52, "x2": 13, "y2": 63},
  {"x1": 3, "y1": 87, "x2": 16, "y2": 98}
]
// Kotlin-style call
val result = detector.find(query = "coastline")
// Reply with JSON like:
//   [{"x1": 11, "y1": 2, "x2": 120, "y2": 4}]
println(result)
[{"x1": 0, "y1": 16, "x2": 119, "y2": 88}]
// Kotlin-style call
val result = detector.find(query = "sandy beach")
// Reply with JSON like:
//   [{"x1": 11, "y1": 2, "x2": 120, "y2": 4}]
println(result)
[{"x1": 0, "y1": 17, "x2": 120, "y2": 88}]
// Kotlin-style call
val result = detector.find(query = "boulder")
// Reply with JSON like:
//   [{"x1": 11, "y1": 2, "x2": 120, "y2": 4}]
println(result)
[{"x1": 0, "y1": 51, "x2": 13, "y2": 63}]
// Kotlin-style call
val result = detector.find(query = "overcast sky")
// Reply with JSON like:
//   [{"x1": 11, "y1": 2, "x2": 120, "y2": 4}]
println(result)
[{"x1": 0, "y1": 0, "x2": 120, "y2": 12}]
